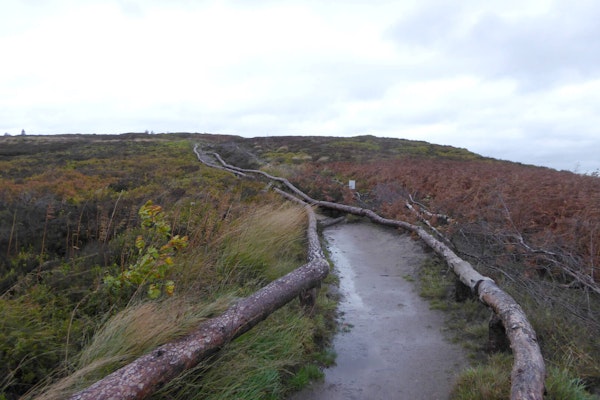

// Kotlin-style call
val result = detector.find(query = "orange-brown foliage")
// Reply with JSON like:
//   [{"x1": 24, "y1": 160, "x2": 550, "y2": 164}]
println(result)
[{"x1": 295, "y1": 158, "x2": 600, "y2": 281}]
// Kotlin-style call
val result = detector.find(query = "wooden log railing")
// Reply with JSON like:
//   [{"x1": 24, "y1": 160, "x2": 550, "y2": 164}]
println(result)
[
  {"x1": 70, "y1": 145, "x2": 545, "y2": 400},
  {"x1": 200, "y1": 145, "x2": 546, "y2": 400},
  {"x1": 69, "y1": 199, "x2": 329, "y2": 399}
]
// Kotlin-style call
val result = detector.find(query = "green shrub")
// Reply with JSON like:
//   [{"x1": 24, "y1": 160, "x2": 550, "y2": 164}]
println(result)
[
  {"x1": 545, "y1": 367, "x2": 597, "y2": 400},
  {"x1": 104, "y1": 201, "x2": 188, "y2": 299},
  {"x1": 450, "y1": 354, "x2": 512, "y2": 400}
]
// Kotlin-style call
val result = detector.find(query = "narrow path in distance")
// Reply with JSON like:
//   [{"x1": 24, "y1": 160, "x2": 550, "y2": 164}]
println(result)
[{"x1": 290, "y1": 221, "x2": 467, "y2": 400}]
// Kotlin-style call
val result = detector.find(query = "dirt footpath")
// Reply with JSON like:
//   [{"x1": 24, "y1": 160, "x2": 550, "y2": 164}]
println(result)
[{"x1": 290, "y1": 221, "x2": 467, "y2": 400}]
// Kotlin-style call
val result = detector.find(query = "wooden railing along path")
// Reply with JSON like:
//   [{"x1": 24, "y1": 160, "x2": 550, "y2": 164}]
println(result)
[
  {"x1": 194, "y1": 145, "x2": 545, "y2": 400},
  {"x1": 69, "y1": 145, "x2": 545, "y2": 400}
]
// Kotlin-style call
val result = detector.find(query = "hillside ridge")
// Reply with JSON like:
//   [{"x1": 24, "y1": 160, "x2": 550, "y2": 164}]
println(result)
[{"x1": 0, "y1": 132, "x2": 598, "y2": 398}]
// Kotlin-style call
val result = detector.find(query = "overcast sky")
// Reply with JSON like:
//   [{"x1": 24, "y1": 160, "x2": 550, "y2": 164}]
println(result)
[{"x1": 2, "y1": 0, "x2": 599, "y2": 173}]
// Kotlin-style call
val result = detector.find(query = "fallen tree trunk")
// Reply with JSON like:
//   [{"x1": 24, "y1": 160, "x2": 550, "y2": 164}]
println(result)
[
  {"x1": 302, "y1": 201, "x2": 544, "y2": 399},
  {"x1": 192, "y1": 145, "x2": 249, "y2": 177},
  {"x1": 69, "y1": 204, "x2": 328, "y2": 400},
  {"x1": 209, "y1": 149, "x2": 546, "y2": 400},
  {"x1": 193, "y1": 145, "x2": 315, "y2": 203}
]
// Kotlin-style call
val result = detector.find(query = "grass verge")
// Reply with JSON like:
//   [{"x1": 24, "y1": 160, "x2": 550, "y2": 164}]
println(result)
[
  {"x1": 31, "y1": 201, "x2": 337, "y2": 399},
  {"x1": 417, "y1": 257, "x2": 599, "y2": 399}
]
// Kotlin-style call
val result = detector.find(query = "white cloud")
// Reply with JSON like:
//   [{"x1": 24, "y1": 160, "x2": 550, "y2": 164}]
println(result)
[{"x1": 1, "y1": 0, "x2": 599, "y2": 173}]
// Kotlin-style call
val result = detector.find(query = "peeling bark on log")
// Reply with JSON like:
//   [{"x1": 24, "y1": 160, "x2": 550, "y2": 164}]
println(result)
[
  {"x1": 69, "y1": 201, "x2": 328, "y2": 400},
  {"x1": 208, "y1": 149, "x2": 546, "y2": 400},
  {"x1": 478, "y1": 280, "x2": 546, "y2": 400}
]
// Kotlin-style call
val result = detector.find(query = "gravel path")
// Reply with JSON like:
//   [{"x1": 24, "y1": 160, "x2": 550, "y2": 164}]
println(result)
[{"x1": 289, "y1": 221, "x2": 467, "y2": 400}]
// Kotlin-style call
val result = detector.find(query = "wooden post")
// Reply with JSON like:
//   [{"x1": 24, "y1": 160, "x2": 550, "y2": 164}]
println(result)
[
  {"x1": 455, "y1": 277, "x2": 472, "y2": 302},
  {"x1": 488, "y1": 312, "x2": 511, "y2": 353}
]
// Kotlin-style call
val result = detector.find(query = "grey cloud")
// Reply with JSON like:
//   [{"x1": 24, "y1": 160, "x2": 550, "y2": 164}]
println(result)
[
  {"x1": 384, "y1": 2, "x2": 467, "y2": 48},
  {"x1": 386, "y1": 1, "x2": 600, "y2": 90},
  {"x1": 467, "y1": 122, "x2": 599, "y2": 172},
  {"x1": 462, "y1": 7, "x2": 600, "y2": 89}
]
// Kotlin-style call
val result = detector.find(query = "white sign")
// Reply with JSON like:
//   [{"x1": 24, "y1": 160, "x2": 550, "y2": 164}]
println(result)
[{"x1": 349, "y1": 180, "x2": 356, "y2": 190}]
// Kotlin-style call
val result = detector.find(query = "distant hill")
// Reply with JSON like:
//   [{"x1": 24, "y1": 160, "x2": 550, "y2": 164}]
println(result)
[{"x1": 0, "y1": 132, "x2": 598, "y2": 398}]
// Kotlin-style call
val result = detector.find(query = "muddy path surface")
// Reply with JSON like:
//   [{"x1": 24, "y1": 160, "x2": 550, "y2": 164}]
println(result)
[{"x1": 290, "y1": 221, "x2": 467, "y2": 400}]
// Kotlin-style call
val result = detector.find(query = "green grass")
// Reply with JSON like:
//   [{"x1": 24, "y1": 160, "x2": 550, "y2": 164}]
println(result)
[
  {"x1": 450, "y1": 353, "x2": 512, "y2": 400},
  {"x1": 418, "y1": 259, "x2": 452, "y2": 300},
  {"x1": 505, "y1": 283, "x2": 600, "y2": 393},
  {"x1": 150, "y1": 303, "x2": 327, "y2": 400},
  {"x1": 215, "y1": 204, "x2": 306, "y2": 285},
  {"x1": 312, "y1": 348, "x2": 336, "y2": 367},
  {"x1": 1, "y1": 132, "x2": 490, "y2": 399},
  {"x1": 545, "y1": 367, "x2": 598, "y2": 400},
  {"x1": 77, "y1": 295, "x2": 236, "y2": 368},
  {"x1": 28, "y1": 198, "x2": 336, "y2": 399},
  {"x1": 417, "y1": 257, "x2": 600, "y2": 399},
  {"x1": 451, "y1": 360, "x2": 598, "y2": 400},
  {"x1": 288, "y1": 364, "x2": 324, "y2": 391},
  {"x1": 417, "y1": 258, "x2": 490, "y2": 357}
]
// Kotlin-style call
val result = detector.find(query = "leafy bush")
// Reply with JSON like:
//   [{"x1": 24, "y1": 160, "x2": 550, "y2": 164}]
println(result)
[{"x1": 104, "y1": 201, "x2": 188, "y2": 299}]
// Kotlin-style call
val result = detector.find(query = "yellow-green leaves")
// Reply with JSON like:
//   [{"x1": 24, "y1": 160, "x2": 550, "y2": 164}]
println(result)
[{"x1": 105, "y1": 201, "x2": 188, "y2": 299}]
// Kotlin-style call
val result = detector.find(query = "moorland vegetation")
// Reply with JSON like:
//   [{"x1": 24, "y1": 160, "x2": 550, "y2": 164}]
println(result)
[
  {"x1": 210, "y1": 134, "x2": 600, "y2": 397},
  {"x1": 0, "y1": 132, "x2": 598, "y2": 399}
]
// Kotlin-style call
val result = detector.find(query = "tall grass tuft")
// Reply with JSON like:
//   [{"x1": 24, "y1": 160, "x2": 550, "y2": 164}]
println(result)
[
  {"x1": 545, "y1": 367, "x2": 598, "y2": 400},
  {"x1": 151, "y1": 303, "x2": 321, "y2": 400},
  {"x1": 33, "y1": 295, "x2": 236, "y2": 399},
  {"x1": 33, "y1": 200, "x2": 327, "y2": 399},
  {"x1": 216, "y1": 204, "x2": 306, "y2": 286},
  {"x1": 78, "y1": 295, "x2": 237, "y2": 368},
  {"x1": 450, "y1": 354, "x2": 512, "y2": 400}
]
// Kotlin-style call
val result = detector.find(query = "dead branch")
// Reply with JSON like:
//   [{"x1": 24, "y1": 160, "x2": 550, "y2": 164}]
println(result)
[
  {"x1": 498, "y1": 193, "x2": 600, "y2": 295},
  {"x1": 408, "y1": 193, "x2": 450, "y2": 222},
  {"x1": 404, "y1": 200, "x2": 453, "y2": 247}
]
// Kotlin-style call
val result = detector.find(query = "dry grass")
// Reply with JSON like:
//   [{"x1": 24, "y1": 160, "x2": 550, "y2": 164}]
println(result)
[
  {"x1": 215, "y1": 204, "x2": 307, "y2": 285},
  {"x1": 151, "y1": 303, "x2": 321, "y2": 400},
  {"x1": 32, "y1": 295, "x2": 236, "y2": 399},
  {"x1": 78, "y1": 295, "x2": 236, "y2": 367},
  {"x1": 32, "y1": 201, "x2": 314, "y2": 399}
]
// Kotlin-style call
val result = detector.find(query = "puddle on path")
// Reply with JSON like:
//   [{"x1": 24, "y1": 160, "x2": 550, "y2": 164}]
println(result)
[{"x1": 289, "y1": 221, "x2": 467, "y2": 400}]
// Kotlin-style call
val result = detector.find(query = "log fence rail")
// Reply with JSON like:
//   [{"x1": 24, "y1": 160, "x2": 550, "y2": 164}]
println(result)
[{"x1": 69, "y1": 145, "x2": 545, "y2": 400}]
